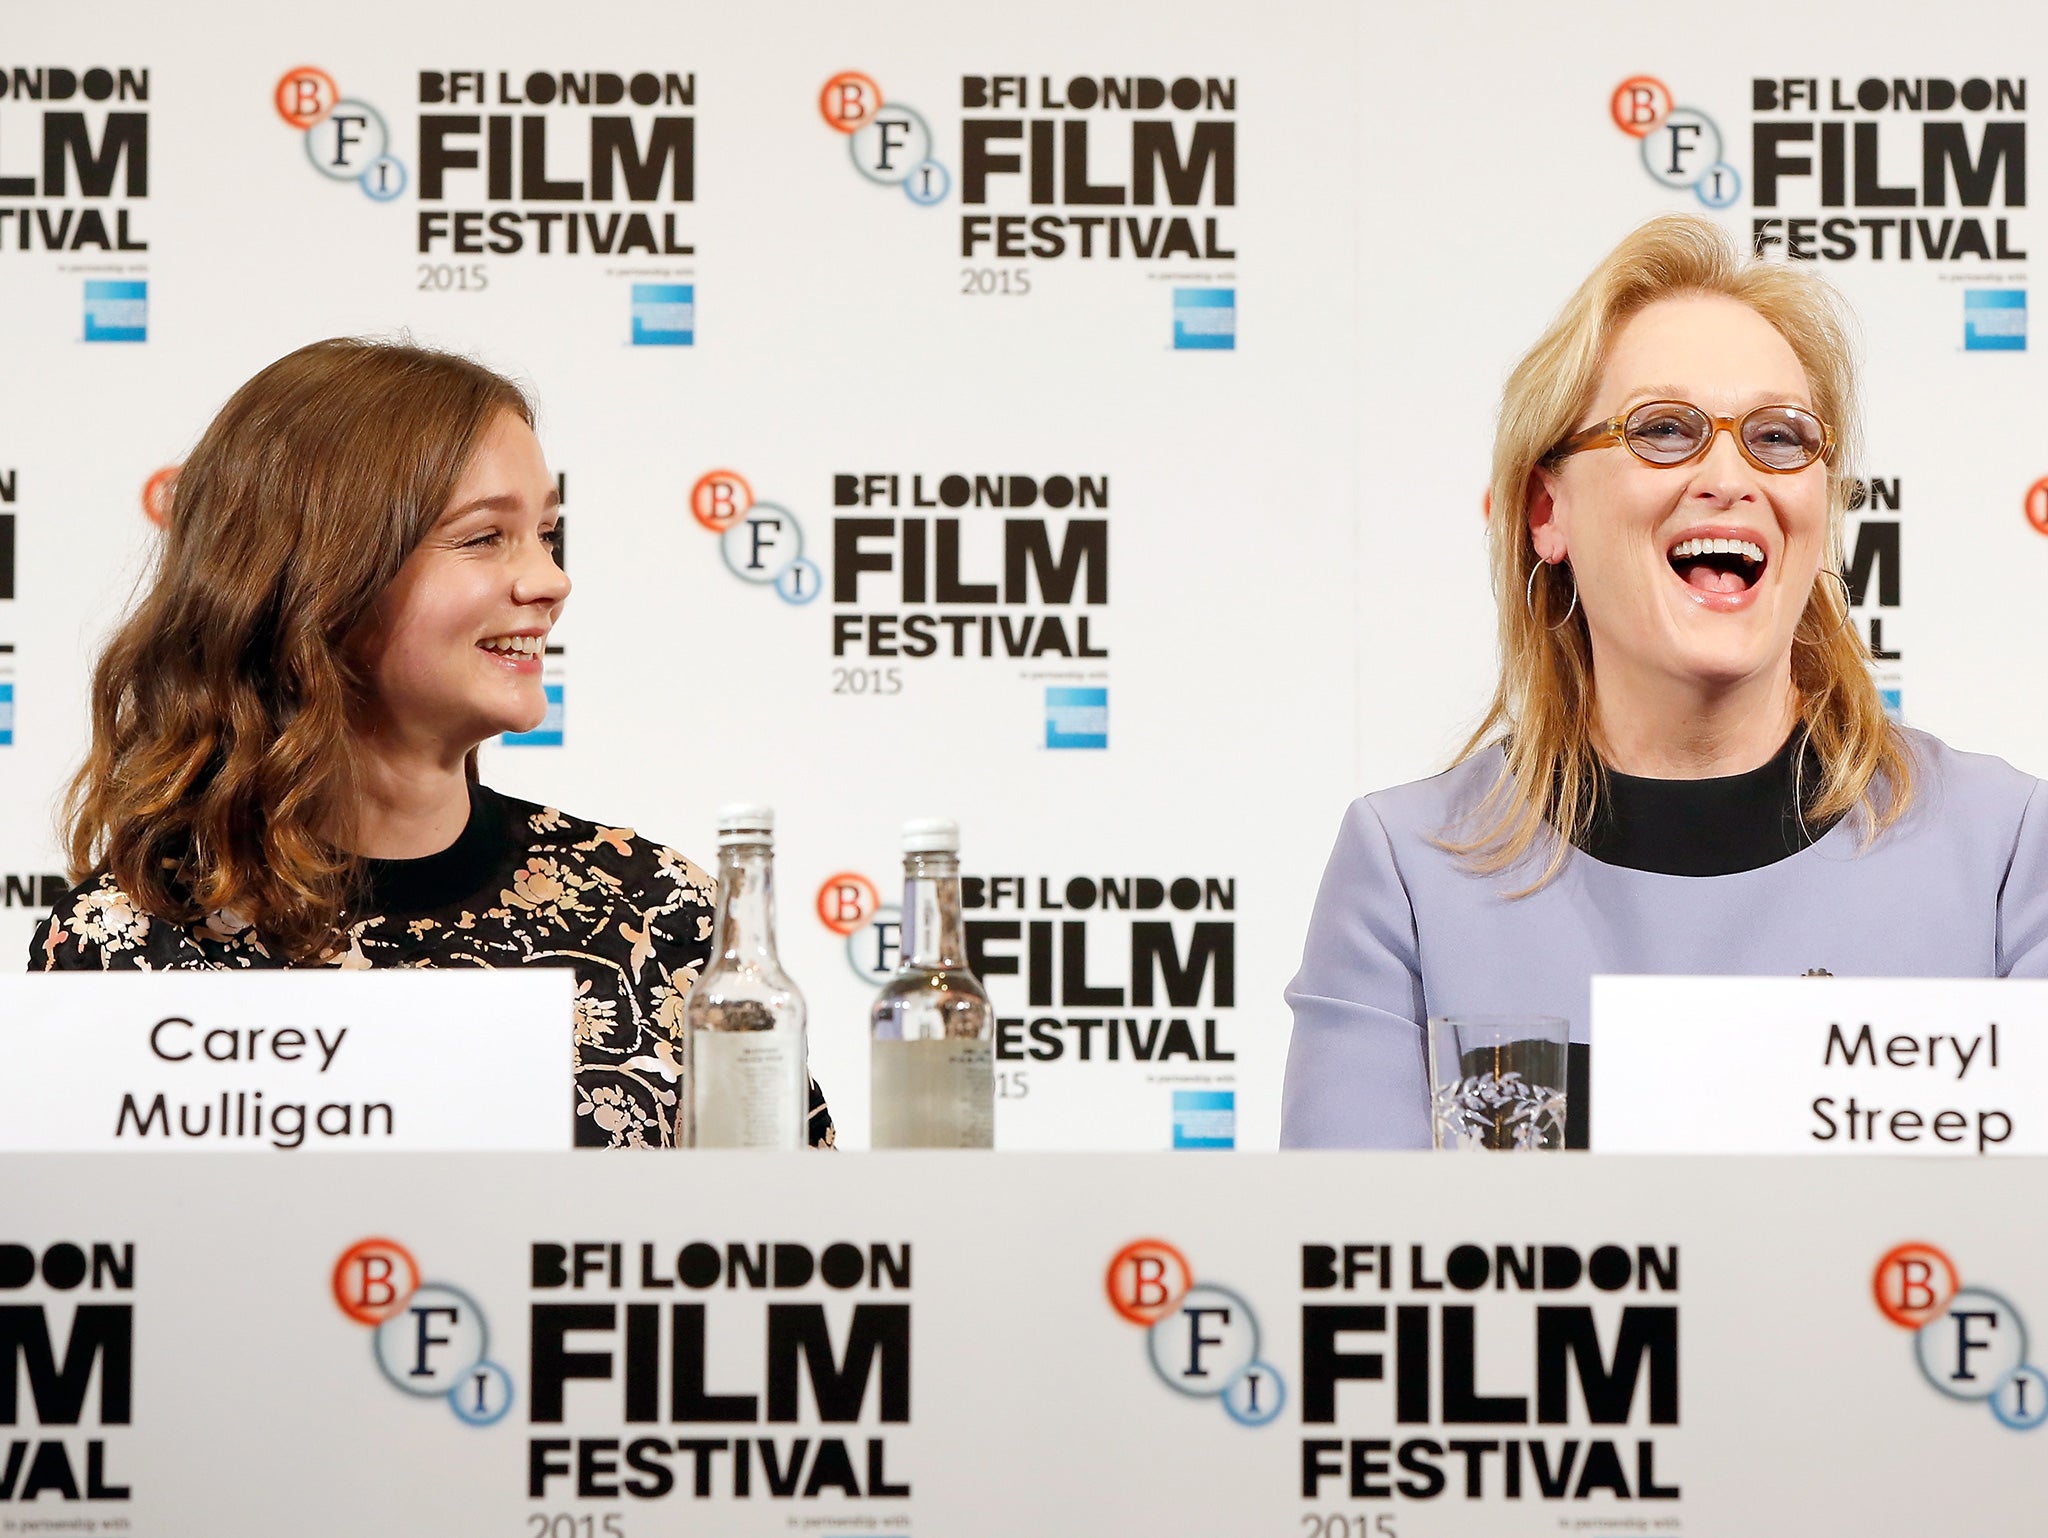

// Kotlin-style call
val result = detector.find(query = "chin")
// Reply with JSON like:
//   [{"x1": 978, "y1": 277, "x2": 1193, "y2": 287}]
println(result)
[{"x1": 1667, "y1": 641, "x2": 1787, "y2": 692}]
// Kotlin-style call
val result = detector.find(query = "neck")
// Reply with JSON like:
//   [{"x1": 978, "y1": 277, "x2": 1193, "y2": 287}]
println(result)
[
  {"x1": 1591, "y1": 656, "x2": 1798, "y2": 780},
  {"x1": 348, "y1": 728, "x2": 474, "y2": 859}
]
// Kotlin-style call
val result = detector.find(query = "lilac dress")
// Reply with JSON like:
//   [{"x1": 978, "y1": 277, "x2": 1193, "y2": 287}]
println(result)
[{"x1": 1280, "y1": 730, "x2": 2048, "y2": 1148}]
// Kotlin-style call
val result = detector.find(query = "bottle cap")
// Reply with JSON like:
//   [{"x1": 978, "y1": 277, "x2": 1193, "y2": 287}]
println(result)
[
  {"x1": 901, "y1": 818, "x2": 959, "y2": 854},
  {"x1": 715, "y1": 803, "x2": 775, "y2": 845}
]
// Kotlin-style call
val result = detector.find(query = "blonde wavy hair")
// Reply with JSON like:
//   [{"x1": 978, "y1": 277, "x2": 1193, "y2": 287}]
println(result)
[
  {"x1": 63, "y1": 338, "x2": 532, "y2": 959},
  {"x1": 1449, "y1": 214, "x2": 1913, "y2": 890}
]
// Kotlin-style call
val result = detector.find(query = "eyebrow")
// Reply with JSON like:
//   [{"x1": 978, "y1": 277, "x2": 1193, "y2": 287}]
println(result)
[
  {"x1": 442, "y1": 488, "x2": 562, "y2": 522},
  {"x1": 1614, "y1": 386, "x2": 1814, "y2": 413}
]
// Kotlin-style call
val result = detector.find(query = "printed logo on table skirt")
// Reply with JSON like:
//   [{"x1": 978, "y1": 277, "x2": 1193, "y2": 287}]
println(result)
[
  {"x1": 334, "y1": 1237, "x2": 516, "y2": 1426},
  {"x1": 1873, "y1": 1241, "x2": 2046, "y2": 1430},
  {"x1": 1966, "y1": 289, "x2": 2026, "y2": 351},
  {"x1": 83, "y1": 280, "x2": 147, "y2": 342},
  {"x1": 1106, "y1": 1238, "x2": 1284, "y2": 1426}
]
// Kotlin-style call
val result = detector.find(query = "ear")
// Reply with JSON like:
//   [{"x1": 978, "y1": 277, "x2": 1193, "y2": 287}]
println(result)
[{"x1": 1526, "y1": 467, "x2": 1569, "y2": 565}]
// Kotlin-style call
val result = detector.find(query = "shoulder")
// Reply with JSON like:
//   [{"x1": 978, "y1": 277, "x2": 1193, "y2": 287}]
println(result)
[
  {"x1": 487, "y1": 788, "x2": 716, "y2": 912},
  {"x1": 1307, "y1": 749, "x2": 1504, "y2": 899},
  {"x1": 1899, "y1": 727, "x2": 2041, "y2": 806},
  {"x1": 1356, "y1": 748, "x2": 1506, "y2": 851},
  {"x1": 1891, "y1": 728, "x2": 2044, "y2": 845}
]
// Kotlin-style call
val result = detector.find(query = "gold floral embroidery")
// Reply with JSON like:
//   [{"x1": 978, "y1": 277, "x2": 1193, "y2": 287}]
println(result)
[
  {"x1": 501, "y1": 856, "x2": 594, "y2": 929},
  {"x1": 73, "y1": 885, "x2": 149, "y2": 949}
]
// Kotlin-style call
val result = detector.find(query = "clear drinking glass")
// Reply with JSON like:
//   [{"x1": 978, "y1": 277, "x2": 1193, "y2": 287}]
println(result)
[{"x1": 1427, "y1": 1016, "x2": 1569, "y2": 1151}]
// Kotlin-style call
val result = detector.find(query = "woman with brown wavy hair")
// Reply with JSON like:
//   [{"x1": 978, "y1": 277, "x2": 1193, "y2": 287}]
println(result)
[
  {"x1": 1281, "y1": 215, "x2": 2048, "y2": 1149},
  {"x1": 30, "y1": 338, "x2": 832, "y2": 1149}
]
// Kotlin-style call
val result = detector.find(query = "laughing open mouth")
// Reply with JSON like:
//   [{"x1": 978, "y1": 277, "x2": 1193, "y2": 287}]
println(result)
[{"x1": 1668, "y1": 535, "x2": 1766, "y2": 595}]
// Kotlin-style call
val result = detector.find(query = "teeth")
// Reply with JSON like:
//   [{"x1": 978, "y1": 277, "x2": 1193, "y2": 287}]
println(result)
[
  {"x1": 480, "y1": 635, "x2": 543, "y2": 656},
  {"x1": 1670, "y1": 536, "x2": 1765, "y2": 566}
]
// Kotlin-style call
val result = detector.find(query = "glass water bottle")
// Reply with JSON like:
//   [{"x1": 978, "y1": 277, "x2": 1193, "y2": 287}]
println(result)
[
  {"x1": 869, "y1": 818, "x2": 995, "y2": 1147},
  {"x1": 682, "y1": 804, "x2": 809, "y2": 1149}
]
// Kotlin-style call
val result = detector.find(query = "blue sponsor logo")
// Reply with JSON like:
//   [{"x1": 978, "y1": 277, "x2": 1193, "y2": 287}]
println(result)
[
  {"x1": 504, "y1": 684, "x2": 564, "y2": 747},
  {"x1": 1045, "y1": 686, "x2": 1107, "y2": 749},
  {"x1": 1174, "y1": 287, "x2": 1235, "y2": 350},
  {"x1": 632, "y1": 283, "x2": 694, "y2": 346},
  {"x1": 0, "y1": 682, "x2": 13, "y2": 745},
  {"x1": 1173, "y1": 1089, "x2": 1235, "y2": 1150},
  {"x1": 84, "y1": 280, "x2": 146, "y2": 343},
  {"x1": 1881, "y1": 688, "x2": 1902, "y2": 722},
  {"x1": 1965, "y1": 289, "x2": 2025, "y2": 351}
]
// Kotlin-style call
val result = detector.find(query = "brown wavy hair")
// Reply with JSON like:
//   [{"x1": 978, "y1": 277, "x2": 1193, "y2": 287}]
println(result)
[
  {"x1": 1448, "y1": 214, "x2": 1913, "y2": 891},
  {"x1": 63, "y1": 337, "x2": 533, "y2": 959}
]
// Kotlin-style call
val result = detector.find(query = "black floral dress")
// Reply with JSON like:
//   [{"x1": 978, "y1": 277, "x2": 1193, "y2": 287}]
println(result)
[{"x1": 29, "y1": 786, "x2": 834, "y2": 1149}]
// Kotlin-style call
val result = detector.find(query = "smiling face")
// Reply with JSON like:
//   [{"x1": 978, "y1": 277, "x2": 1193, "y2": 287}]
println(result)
[
  {"x1": 1529, "y1": 293, "x2": 1831, "y2": 704},
  {"x1": 357, "y1": 411, "x2": 567, "y2": 756}
]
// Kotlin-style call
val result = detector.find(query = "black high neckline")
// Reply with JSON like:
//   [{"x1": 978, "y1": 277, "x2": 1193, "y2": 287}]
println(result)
[
  {"x1": 358, "y1": 784, "x2": 517, "y2": 915},
  {"x1": 1580, "y1": 728, "x2": 1834, "y2": 877}
]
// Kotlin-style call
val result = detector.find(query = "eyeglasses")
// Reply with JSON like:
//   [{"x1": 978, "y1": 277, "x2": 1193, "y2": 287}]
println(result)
[{"x1": 1546, "y1": 400, "x2": 1835, "y2": 474}]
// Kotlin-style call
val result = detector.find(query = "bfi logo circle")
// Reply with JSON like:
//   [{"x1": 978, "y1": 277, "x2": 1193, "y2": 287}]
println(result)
[
  {"x1": 2025, "y1": 476, "x2": 2048, "y2": 537},
  {"x1": 820, "y1": 71, "x2": 950, "y2": 207},
  {"x1": 1874, "y1": 1242, "x2": 2047, "y2": 1431},
  {"x1": 275, "y1": 65, "x2": 409, "y2": 202},
  {"x1": 141, "y1": 465, "x2": 178, "y2": 528},
  {"x1": 1610, "y1": 74, "x2": 1741, "y2": 211},
  {"x1": 816, "y1": 870, "x2": 901, "y2": 985},
  {"x1": 333, "y1": 1237, "x2": 516, "y2": 1427},
  {"x1": 1106, "y1": 1238, "x2": 1286, "y2": 1428},
  {"x1": 690, "y1": 469, "x2": 821, "y2": 606}
]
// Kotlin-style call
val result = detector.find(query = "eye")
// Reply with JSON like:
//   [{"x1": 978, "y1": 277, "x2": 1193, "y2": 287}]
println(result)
[
  {"x1": 460, "y1": 529, "x2": 502, "y2": 549},
  {"x1": 541, "y1": 525, "x2": 563, "y2": 551}
]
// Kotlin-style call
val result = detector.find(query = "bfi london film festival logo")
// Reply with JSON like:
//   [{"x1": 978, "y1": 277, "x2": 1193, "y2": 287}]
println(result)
[
  {"x1": 1106, "y1": 1239, "x2": 1284, "y2": 1427},
  {"x1": 333, "y1": 1237, "x2": 516, "y2": 1427},
  {"x1": 1874, "y1": 1242, "x2": 2046, "y2": 1431},
  {"x1": 818, "y1": 73, "x2": 951, "y2": 207},
  {"x1": 275, "y1": 66, "x2": 408, "y2": 202},
  {"x1": 818, "y1": 871, "x2": 899, "y2": 986},
  {"x1": 690, "y1": 470, "x2": 822, "y2": 606},
  {"x1": 1611, "y1": 76, "x2": 1742, "y2": 210}
]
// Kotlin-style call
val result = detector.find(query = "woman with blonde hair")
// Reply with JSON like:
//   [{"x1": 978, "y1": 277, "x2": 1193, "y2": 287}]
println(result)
[
  {"x1": 1281, "y1": 215, "x2": 2048, "y2": 1148},
  {"x1": 31, "y1": 338, "x2": 833, "y2": 1148}
]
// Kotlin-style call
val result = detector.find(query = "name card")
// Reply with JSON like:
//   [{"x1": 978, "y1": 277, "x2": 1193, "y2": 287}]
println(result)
[
  {"x1": 0, "y1": 971, "x2": 575, "y2": 1151},
  {"x1": 1591, "y1": 975, "x2": 2047, "y2": 1154}
]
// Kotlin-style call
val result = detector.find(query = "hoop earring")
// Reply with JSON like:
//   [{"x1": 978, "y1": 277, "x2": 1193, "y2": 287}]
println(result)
[
  {"x1": 1525, "y1": 559, "x2": 1578, "y2": 631},
  {"x1": 1795, "y1": 569, "x2": 1853, "y2": 646}
]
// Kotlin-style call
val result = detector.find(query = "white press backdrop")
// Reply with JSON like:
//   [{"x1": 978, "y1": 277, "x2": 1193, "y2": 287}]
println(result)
[{"x1": 1, "y1": 0, "x2": 2042, "y2": 1147}]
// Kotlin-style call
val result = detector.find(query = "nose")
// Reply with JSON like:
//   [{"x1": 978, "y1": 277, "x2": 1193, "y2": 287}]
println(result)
[
  {"x1": 512, "y1": 532, "x2": 571, "y2": 612},
  {"x1": 1687, "y1": 426, "x2": 1761, "y2": 505}
]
